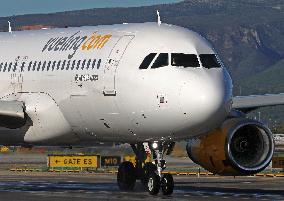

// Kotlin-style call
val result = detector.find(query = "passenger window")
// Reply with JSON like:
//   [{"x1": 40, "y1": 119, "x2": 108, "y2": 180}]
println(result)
[
  {"x1": 57, "y1": 61, "x2": 61, "y2": 70},
  {"x1": 92, "y1": 59, "x2": 96, "y2": 69},
  {"x1": 42, "y1": 61, "x2": 47, "y2": 71},
  {"x1": 28, "y1": 62, "x2": 32, "y2": 71},
  {"x1": 12, "y1": 62, "x2": 18, "y2": 72},
  {"x1": 97, "y1": 59, "x2": 101, "y2": 69},
  {"x1": 8, "y1": 62, "x2": 13, "y2": 72},
  {"x1": 71, "y1": 60, "x2": 76, "y2": 70},
  {"x1": 81, "y1": 59, "x2": 86, "y2": 70},
  {"x1": 77, "y1": 60, "x2": 81, "y2": 70},
  {"x1": 139, "y1": 53, "x2": 156, "y2": 69},
  {"x1": 66, "y1": 60, "x2": 71, "y2": 70},
  {"x1": 32, "y1": 61, "x2": 37, "y2": 71},
  {"x1": 61, "y1": 60, "x2": 66, "y2": 70},
  {"x1": 171, "y1": 53, "x2": 200, "y2": 68},
  {"x1": 47, "y1": 61, "x2": 51, "y2": 71},
  {"x1": 3, "y1": 62, "x2": 7, "y2": 72},
  {"x1": 52, "y1": 61, "x2": 56, "y2": 71},
  {"x1": 87, "y1": 59, "x2": 91, "y2": 70},
  {"x1": 200, "y1": 54, "x2": 221, "y2": 69},
  {"x1": 37, "y1": 62, "x2": 42, "y2": 71},
  {"x1": 21, "y1": 62, "x2": 26, "y2": 72},
  {"x1": 151, "y1": 53, "x2": 168, "y2": 69}
]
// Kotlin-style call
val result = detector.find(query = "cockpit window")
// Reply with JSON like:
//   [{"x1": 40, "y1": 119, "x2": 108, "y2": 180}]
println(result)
[
  {"x1": 151, "y1": 53, "x2": 168, "y2": 69},
  {"x1": 139, "y1": 53, "x2": 156, "y2": 69},
  {"x1": 200, "y1": 54, "x2": 221, "y2": 69},
  {"x1": 171, "y1": 53, "x2": 200, "y2": 68}
]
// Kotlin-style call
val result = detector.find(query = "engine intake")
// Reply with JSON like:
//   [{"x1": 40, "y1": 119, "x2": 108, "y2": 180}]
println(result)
[{"x1": 186, "y1": 118, "x2": 274, "y2": 176}]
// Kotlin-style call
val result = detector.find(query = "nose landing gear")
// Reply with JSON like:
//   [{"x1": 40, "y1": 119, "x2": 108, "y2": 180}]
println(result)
[{"x1": 117, "y1": 141, "x2": 175, "y2": 195}]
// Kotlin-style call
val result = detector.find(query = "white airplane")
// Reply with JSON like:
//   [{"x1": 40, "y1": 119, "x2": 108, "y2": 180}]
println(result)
[{"x1": 0, "y1": 21, "x2": 283, "y2": 195}]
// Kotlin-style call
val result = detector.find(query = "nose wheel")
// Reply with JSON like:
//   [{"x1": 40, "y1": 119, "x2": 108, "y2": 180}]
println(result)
[
  {"x1": 147, "y1": 173, "x2": 160, "y2": 195},
  {"x1": 117, "y1": 141, "x2": 175, "y2": 195},
  {"x1": 146, "y1": 172, "x2": 174, "y2": 195},
  {"x1": 161, "y1": 173, "x2": 174, "y2": 195}
]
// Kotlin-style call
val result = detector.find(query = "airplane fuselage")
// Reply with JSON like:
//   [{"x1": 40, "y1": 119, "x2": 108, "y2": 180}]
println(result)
[{"x1": 0, "y1": 23, "x2": 232, "y2": 146}]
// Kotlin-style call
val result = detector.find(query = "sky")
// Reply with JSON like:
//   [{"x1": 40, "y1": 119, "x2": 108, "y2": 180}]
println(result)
[{"x1": 0, "y1": 0, "x2": 182, "y2": 17}]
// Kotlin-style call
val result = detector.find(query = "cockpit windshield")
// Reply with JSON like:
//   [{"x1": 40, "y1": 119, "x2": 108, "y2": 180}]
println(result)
[
  {"x1": 139, "y1": 53, "x2": 157, "y2": 69},
  {"x1": 139, "y1": 53, "x2": 222, "y2": 70},
  {"x1": 151, "y1": 53, "x2": 169, "y2": 69},
  {"x1": 171, "y1": 53, "x2": 200, "y2": 68},
  {"x1": 199, "y1": 54, "x2": 221, "y2": 69}
]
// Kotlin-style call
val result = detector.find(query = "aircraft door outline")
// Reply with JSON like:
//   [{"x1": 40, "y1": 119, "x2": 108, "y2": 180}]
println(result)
[{"x1": 103, "y1": 35, "x2": 135, "y2": 96}]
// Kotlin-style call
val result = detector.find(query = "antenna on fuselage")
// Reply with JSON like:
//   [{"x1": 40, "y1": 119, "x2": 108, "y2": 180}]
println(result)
[
  {"x1": 157, "y1": 10, "x2": 162, "y2": 26},
  {"x1": 8, "y1": 21, "x2": 12, "y2": 33}
]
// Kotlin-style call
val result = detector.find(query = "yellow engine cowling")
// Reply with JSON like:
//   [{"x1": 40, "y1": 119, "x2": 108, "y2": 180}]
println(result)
[{"x1": 186, "y1": 118, "x2": 274, "y2": 176}]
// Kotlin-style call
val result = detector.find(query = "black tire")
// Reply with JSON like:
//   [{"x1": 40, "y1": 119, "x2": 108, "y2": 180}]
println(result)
[
  {"x1": 141, "y1": 162, "x2": 157, "y2": 186},
  {"x1": 147, "y1": 173, "x2": 160, "y2": 195},
  {"x1": 117, "y1": 161, "x2": 136, "y2": 191},
  {"x1": 161, "y1": 173, "x2": 174, "y2": 195}
]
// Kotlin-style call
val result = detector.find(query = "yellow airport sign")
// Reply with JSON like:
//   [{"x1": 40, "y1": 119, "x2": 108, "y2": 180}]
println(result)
[
  {"x1": 48, "y1": 155, "x2": 99, "y2": 168},
  {"x1": 272, "y1": 157, "x2": 284, "y2": 168}
]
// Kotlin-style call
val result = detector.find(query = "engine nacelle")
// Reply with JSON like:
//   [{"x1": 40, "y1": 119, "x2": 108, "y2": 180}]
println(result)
[{"x1": 186, "y1": 118, "x2": 274, "y2": 176}]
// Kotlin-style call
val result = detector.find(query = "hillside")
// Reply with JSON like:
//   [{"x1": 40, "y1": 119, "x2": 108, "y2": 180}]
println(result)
[
  {"x1": 241, "y1": 59, "x2": 284, "y2": 95},
  {"x1": 0, "y1": 0, "x2": 283, "y2": 125}
]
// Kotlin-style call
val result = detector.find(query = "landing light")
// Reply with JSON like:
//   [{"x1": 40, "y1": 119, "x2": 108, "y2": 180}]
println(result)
[{"x1": 152, "y1": 142, "x2": 158, "y2": 149}]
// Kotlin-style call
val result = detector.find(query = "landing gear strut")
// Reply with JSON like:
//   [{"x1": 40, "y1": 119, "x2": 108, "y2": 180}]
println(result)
[{"x1": 117, "y1": 141, "x2": 175, "y2": 195}]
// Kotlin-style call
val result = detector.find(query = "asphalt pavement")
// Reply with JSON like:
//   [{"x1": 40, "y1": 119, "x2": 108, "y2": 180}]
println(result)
[{"x1": 0, "y1": 172, "x2": 283, "y2": 201}]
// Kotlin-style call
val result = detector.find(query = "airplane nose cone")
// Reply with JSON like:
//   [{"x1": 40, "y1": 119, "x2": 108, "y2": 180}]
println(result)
[{"x1": 180, "y1": 68, "x2": 232, "y2": 128}]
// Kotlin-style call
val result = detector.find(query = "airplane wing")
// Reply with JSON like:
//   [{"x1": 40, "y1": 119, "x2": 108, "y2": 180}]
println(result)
[
  {"x1": 0, "y1": 101, "x2": 26, "y2": 128},
  {"x1": 233, "y1": 93, "x2": 284, "y2": 112}
]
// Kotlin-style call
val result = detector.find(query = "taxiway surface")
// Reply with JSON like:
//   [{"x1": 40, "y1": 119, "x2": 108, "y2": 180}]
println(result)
[{"x1": 0, "y1": 172, "x2": 283, "y2": 201}]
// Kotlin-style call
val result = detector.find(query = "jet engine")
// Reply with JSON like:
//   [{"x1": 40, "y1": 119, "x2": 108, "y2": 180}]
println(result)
[{"x1": 186, "y1": 118, "x2": 274, "y2": 176}]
